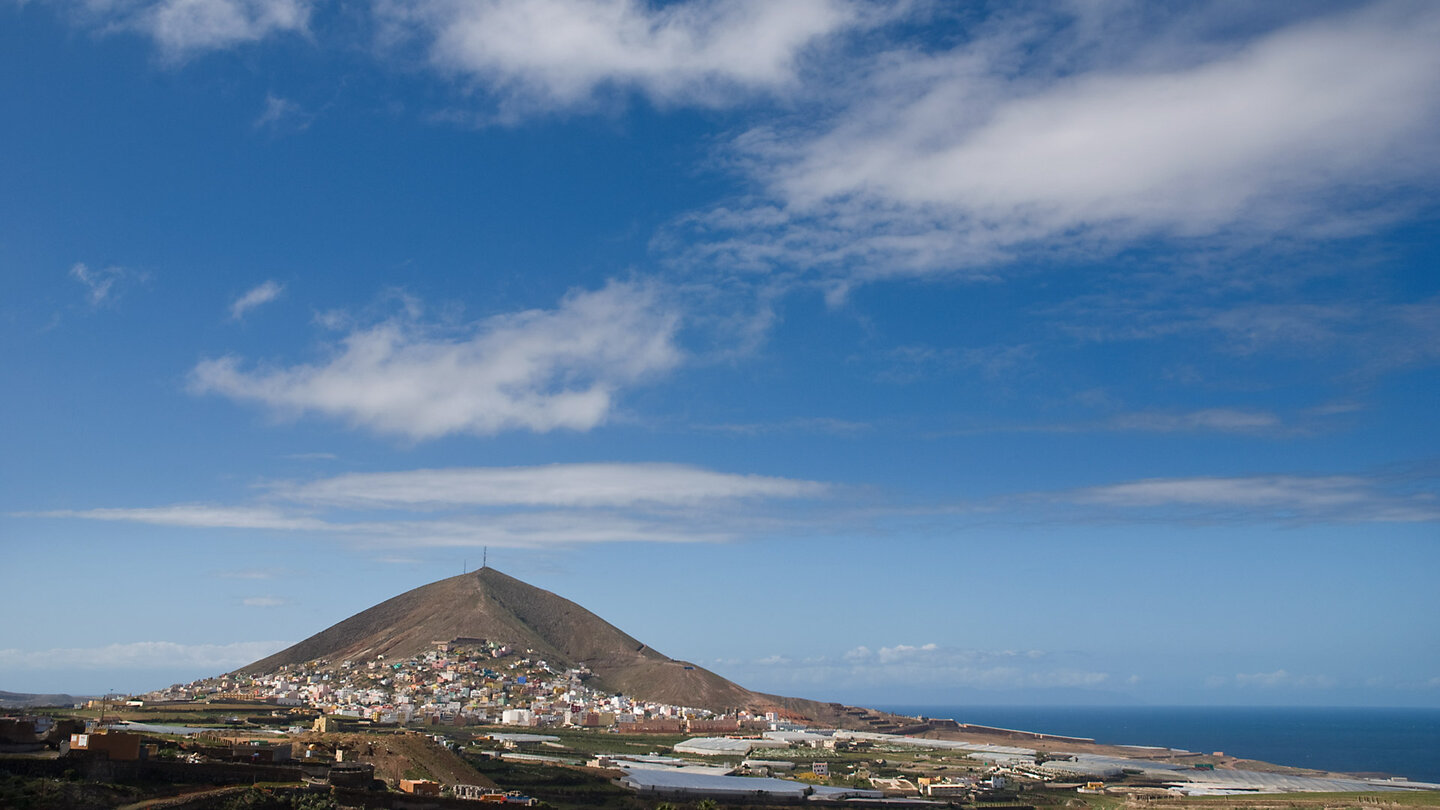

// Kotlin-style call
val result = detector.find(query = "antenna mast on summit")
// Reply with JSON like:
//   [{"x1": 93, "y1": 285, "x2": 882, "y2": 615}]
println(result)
[{"x1": 482, "y1": 547, "x2": 488, "y2": 569}]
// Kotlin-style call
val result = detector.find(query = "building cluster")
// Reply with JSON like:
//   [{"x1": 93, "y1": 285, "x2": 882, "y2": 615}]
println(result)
[{"x1": 158, "y1": 639, "x2": 771, "y2": 732}]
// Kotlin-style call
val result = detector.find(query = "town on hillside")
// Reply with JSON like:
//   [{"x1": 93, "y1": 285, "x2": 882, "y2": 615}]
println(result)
[{"x1": 158, "y1": 637, "x2": 767, "y2": 733}]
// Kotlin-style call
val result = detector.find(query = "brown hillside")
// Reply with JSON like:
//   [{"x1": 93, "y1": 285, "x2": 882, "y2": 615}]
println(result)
[
  {"x1": 238, "y1": 568, "x2": 839, "y2": 718},
  {"x1": 243, "y1": 568, "x2": 654, "y2": 674}
]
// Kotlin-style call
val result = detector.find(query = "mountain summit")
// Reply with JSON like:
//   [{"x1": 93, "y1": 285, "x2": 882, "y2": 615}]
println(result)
[{"x1": 241, "y1": 568, "x2": 824, "y2": 717}]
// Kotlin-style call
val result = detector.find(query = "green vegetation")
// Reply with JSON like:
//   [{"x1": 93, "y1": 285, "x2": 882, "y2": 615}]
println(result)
[
  {"x1": 33, "y1": 701, "x2": 312, "y2": 730},
  {"x1": 218, "y1": 788, "x2": 340, "y2": 810},
  {"x1": 1050, "y1": 793, "x2": 1127, "y2": 810},
  {"x1": 0, "y1": 772, "x2": 142, "y2": 810}
]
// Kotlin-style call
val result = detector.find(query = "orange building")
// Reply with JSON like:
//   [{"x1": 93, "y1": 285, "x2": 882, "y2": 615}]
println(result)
[
  {"x1": 399, "y1": 779, "x2": 442, "y2": 796},
  {"x1": 622, "y1": 719, "x2": 685, "y2": 733}
]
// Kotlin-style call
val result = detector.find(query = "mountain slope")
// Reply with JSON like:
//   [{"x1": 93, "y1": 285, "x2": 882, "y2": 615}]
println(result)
[{"x1": 240, "y1": 568, "x2": 768, "y2": 713}]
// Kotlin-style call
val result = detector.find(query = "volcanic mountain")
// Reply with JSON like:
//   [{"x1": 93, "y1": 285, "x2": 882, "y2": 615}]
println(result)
[{"x1": 239, "y1": 568, "x2": 871, "y2": 725}]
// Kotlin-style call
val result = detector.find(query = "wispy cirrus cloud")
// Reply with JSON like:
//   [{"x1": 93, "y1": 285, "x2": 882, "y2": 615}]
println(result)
[
  {"x1": 20, "y1": 462, "x2": 829, "y2": 549},
  {"x1": 230, "y1": 280, "x2": 284, "y2": 320},
  {"x1": 280, "y1": 463, "x2": 826, "y2": 509},
  {"x1": 191, "y1": 281, "x2": 682, "y2": 440},
  {"x1": 353, "y1": 512, "x2": 734, "y2": 547},
  {"x1": 24, "y1": 465, "x2": 1436, "y2": 553},
  {"x1": 1104, "y1": 409, "x2": 1281, "y2": 435},
  {"x1": 929, "y1": 408, "x2": 1302, "y2": 438},
  {"x1": 1063, "y1": 474, "x2": 1440, "y2": 523},
  {"x1": 671, "y1": 2, "x2": 1440, "y2": 282},
  {"x1": 252, "y1": 94, "x2": 312, "y2": 132},
  {"x1": 25, "y1": 504, "x2": 726, "y2": 548},
  {"x1": 1203, "y1": 299, "x2": 1440, "y2": 375},
  {"x1": 1054, "y1": 294, "x2": 1440, "y2": 376},
  {"x1": 731, "y1": 644, "x2": 1111, "y2": 691},
  {"x1": 1207, "y1": 669, "x2": 1337, "y2": 690},
  {"x1": 691, "y1": 417, "x2": 872, "y2": 436},
  {"x1": 69, "y1": 262, "x2": 143, "y2": 307},
  {"x1": 0, "y1": 640, "x2": 289, "y2": 670},
  {"x1": 379, "y1": 0, "x2": 869, "y2": 118},
  {"x1": 869, "y1": 344, "x2": 1037, "y2": 384},
  {"x1": 52, "y1": 0, "x2": 312, "y2": 58},
  {"x1": 28, "y1": 504, "x2": 330, "y2": 531}
]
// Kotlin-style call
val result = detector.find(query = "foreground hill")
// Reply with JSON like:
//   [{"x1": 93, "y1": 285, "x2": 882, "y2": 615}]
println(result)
[{"x1": 239, "y1": 568, "x2": 872, "y2": 725}]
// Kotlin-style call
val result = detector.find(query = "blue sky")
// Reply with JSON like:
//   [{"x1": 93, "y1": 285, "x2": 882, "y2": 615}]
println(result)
[{"x1": 2, "y1": 0, "x2": 1438, "y2": 708}]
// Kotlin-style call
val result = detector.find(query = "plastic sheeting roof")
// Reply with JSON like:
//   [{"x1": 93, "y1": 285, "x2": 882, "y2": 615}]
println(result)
[
  {"x1": 674, "y1": 737, "x2": 776, "y2": 755},
  {"x1": 487, "y1": 733, "x2": 560, "y2": 743},
  {"x1": 620, "y1": 767, "x2": 883, "y2": 799},
  {"x1": 1169, "y1": 770, "x2": 1440, "y2": 795}
]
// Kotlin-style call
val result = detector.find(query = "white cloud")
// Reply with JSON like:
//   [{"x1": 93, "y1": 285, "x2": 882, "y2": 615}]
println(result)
[
  {"x1": 860, "y1": 343, "x2": 1039, "y2": 386},
  {"x1": 230, "y1": 279, "x2": 284, "y2": 320},
  {"x1": 1205, "y1": 299, "x2": 1440, "y2": 373},
  {"x1": 252, "y1": 94, "x2": 310, "y2": 132},
  {"x1": 1106, "y1": 409, "x2": 1281, "y2": 434},
  {"x1": 698, "y1": 417, "x2": 871, "y2": 436},
  {"x1": 58, "y1": 0, "x2": 312, "y2": 57},
  {"x1": 739, "y1": 644, "x2": 1110, "y2": 690},
  {"x1": 928, "y1": 407, "x2": 1298, "y2": 438},
  {"x1": 382, "y1": 0, "x2": 865, "y2": 117},
  {"x1": 678, "y1": 2, "x2": 1440, "y2": 280},
  {"x1": 1080, "y1": 475, "x2": 1364, "y2": 508},
  {"x1": 351, "y1": 512, "x2": 734, "y2": 548},
  {"x1": 0, "y1": 640, "x2": 289, "y2": 670},
  {"x1": 1043, "y1": 287, "x2": 1440, "y2": 384},
  {"x1": 69, "y1": 262, "x2": 133, "y2": 306},
  {"x1": 29, "y1": 504, "x2": 330, "y2": 531},
  {"x1": 867, "y1": 643, "x2": 939, "y2": 664},
  {"x1": 1234, "y1": 669, "x2": 1291, "y2": 688},
  {"x1": 146, "y1": 0, "x2": 309, "y2": 55},
  {"x1": 1065, "y1": 474, "x2": 1440, "y2": 523},
  {"x1": 23, "y1": 504, "x2": 725, "y2": 547},
  {"x1": 241, "y1": 596, "x2": 285, "y2": 607},
  {"x1": 21, "y1": 462, "x2": 829, "y2": 548},
  {"x1": 191, "y1": 280, "x2": 682, "y2": 439},
  {"x1": 281, "y1": 463, "x2": 826, "y2": 508},
  {"x1": 1212, "y1": 669, "x2": 1337, "y2": 689}
]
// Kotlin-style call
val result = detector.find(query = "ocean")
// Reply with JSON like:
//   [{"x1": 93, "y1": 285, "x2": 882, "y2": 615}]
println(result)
[{"x1": 876, "y1": 705, "x2": 1440, "y2": 785}]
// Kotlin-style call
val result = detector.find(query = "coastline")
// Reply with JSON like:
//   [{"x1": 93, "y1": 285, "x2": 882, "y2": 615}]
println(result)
[{"x1": 876, "y1": 704, "x2": 1440, "y2": 784}]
